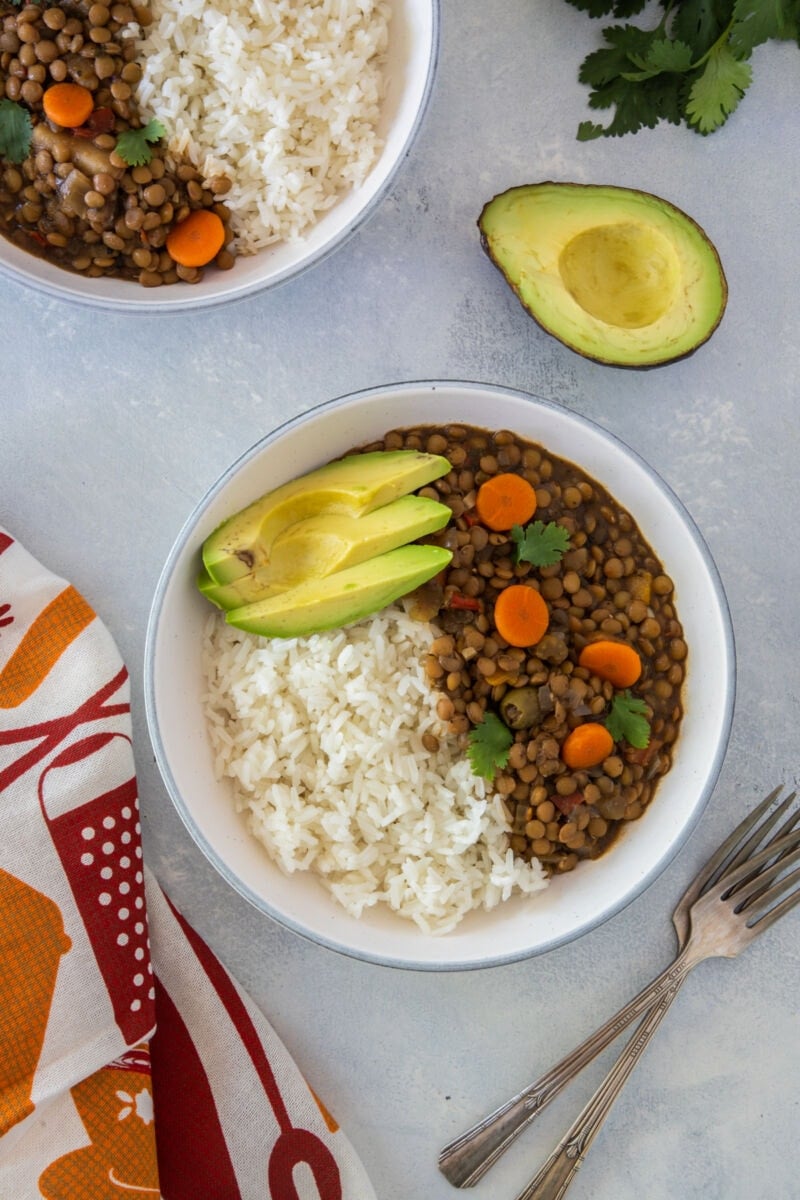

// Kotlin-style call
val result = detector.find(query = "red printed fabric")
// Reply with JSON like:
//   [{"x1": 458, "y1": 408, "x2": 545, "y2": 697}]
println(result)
[{"x1": 0, "y1": 529, "x2": 377, "y2": 1200}]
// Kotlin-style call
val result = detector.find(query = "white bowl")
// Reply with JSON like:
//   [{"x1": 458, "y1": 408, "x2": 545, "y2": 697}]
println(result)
[
  {"x1": 0, "y1": 1, "x2": 439, "y2": 313},
  {"x1": 144, "y1": 381, "x2": 735, "y2": 969}
]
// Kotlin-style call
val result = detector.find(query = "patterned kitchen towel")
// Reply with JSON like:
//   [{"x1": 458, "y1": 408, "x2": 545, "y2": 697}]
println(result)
[{"x1": 0, "y1": 528, "x2": 377, "y2": 1200}]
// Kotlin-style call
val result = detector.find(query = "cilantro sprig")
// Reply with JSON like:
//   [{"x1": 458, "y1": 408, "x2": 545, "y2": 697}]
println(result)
[
  {"x1": 0, "y1": 99, "x2": 33, "y2": 165},
  {"x1": 563, "y1": 0, "x2": 800, "y2": 139},
  {"x1": 467, "y1": 712, "x2": 513, "y2": 781},
  {"x1": 511, "y1": 520, "x2": 571, "y2": 567},
  {"x1": 604, "y1": 689, "x2": 651, "y2": 748},
  {"x1": 114, "y1": 118, "x2": 166, "y2": 167}
]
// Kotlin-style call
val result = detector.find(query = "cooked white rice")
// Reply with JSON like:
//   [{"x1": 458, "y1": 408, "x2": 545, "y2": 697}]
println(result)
[
  {"x1": 202, "y1": 609, "x2": 549, "y2": 934},
  {"x1": 135, "y1": 0, "x2": 391, "y2": 253}
]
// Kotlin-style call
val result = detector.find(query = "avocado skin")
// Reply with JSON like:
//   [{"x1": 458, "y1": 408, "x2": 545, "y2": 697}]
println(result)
[
  {"x1": 225, "y1": 544, "x2": 453, "y2": 639},
  {"x1": 203, "y1": 450, "x2": 451, "y2": 585},
  {"x1": 197, "y1": 494, "x2": 452, "y2": 610},
  {"x1": 478, "y1": 181, "x2": 727, "y2": 370}
]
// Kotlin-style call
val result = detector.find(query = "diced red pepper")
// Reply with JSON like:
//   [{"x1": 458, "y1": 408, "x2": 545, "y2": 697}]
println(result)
[
  {"x1": 625, "y1": 739, "x2": 662, "y2": 767},
  {"x1": 72, "y1": 107, "x2": 116, "y2": 138},
  {"x1": 88, "y1": 106, "x2": 115, "y2": 131},
  {"x1": 553, "y1": 791, "x2": 584, "y2": 815},
  {"x1": 27, "y1": 230, "x2": 47, "y2": 247},
  {"x1": 447, "y1": 592, "x2": 482, "y2": 612}
]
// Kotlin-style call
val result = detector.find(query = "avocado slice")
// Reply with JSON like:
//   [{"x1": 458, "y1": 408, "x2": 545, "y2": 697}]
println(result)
[
  {"x1": 225, "y1": 544, "x2": 453, "y2": 639},
  {"x1": 197, "y1": 565, "x2": 283, "y2": 610},
  {"x1": 478, "y1": 182, "x2": 727, "y2": 368},
  {"x1": 198, "y1": 494, "x2": 452, "y2": 610},
  {"x1": 203, "y1": 449, "x2": 451, "y2": 585}
]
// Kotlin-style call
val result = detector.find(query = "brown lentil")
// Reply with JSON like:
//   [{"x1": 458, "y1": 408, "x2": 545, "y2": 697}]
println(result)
[
  {"x1": 356, "y1": 423, "x2": 687, "y2": 875},
  {"x1": 0, "y1": 0, "x2": 235, "y2": 284}
]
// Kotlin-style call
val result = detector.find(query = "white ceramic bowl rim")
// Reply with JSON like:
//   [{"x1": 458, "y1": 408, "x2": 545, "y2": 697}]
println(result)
[
  {"x1": 0, "y1": 1, "x2": 440, "y2": 313},
  {"x1": 144, "y1": 380, "x2": 736, "y2": 970}
]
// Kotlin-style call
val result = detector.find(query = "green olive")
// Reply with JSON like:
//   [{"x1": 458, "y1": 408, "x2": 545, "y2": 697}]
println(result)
[{"x1": 499, "y1": 686, "x2": 542, "y2": 730}]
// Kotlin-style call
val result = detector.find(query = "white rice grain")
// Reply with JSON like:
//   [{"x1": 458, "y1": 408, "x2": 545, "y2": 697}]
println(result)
[
  {"x1": 136, "y1": 0, "x2": 391, "y2": 253},
  {"x1": 202, "y1": 609, "x2": 549, "y2": 934}
]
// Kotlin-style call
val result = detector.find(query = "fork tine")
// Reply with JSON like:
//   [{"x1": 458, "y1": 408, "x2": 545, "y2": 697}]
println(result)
[
  {"x1": 714, "y1": 788, "x2": 797, "y2": 881},
  {"x1": 715, "y1": 827, "x2": 800, "y2": 898},
  {"x1": 744, "y1": 868, "x2": 800, "y2": 934},
  {"x1": 735, "y1": 847, "x2": 800, "y2": 920},
  {"x1": 683, "y1": 787, "x2": 795, "y2": 908},
  {"x1": 769, "y1": 794, "x2": 800, "y2": 839},
  {"x1": 673, "y1": 787, "x2": 794, "y2": 944},
  {"x1": 730, "y1": 797, "x2": 800, "y2": 905}
]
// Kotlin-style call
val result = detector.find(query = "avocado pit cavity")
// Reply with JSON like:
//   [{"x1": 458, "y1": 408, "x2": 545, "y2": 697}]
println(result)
[{"x1": 558, "y1": 222, "x2": 680, "y2": 329}]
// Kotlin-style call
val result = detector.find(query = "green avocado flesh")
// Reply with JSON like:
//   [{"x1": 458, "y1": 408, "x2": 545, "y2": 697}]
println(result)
[
  {"x1": 478, "y1": 182, "x2": 727, "y2": 368},
  {"x1": 203, "y1": 449, "x2": 451, "y2": 585},
  {"x1": 197, "y1": 566, "x2": 282, "y2": 610},
  {"x1": 226, "y1": 544, "x2": 453, "y2": 639},
  {"x1": 197, "y1": 494, "x2": 452, "y2": 610}
]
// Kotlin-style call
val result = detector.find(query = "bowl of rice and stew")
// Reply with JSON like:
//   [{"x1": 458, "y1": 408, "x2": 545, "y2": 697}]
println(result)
[
  {"x1": 0, "y1": 0, "x2": 438, "y2": 309},
  {"x1": 144, "y1": 381, "x2": 735, "y2": 970}
]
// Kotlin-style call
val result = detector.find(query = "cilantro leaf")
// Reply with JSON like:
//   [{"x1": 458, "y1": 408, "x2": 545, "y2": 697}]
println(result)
[
  {"x1": 624, "y1": 37, "x2": 694, "y2": 79},
  {"x1": 581, "y1": 67, "x2": 684, "y2": 136},
  {"x1": 729, "y1": 0, "x2": 794, "y2": 57},
  {"x1": 0, "y1": 99, "x2": 33, "y2": 165},
  {"x1": 564, "y1": 0, "x2": 799, "y2": 138},
  {"x1": 511, "y1": 520, "x2": 571, "y2": 567},
  {"x1": 577, "y1": 24, "x2": 688, "y2": 137},
  {"x1": 776, "y1": 0, "x2": 800, "y2": 43},
  {"x1": 604, "y1": 690, "x2": 651, "y2": 748},
  {"x1": 467, "y1": 713, "x2": 513, "y2": 781},
  {"x1": 114, "y1": 118, "x2": 166, "y2": 167},
  {"x1": 685, "y1": 43, "x2": 752, "y2": 133},
  {"x1": 670, "y1": 0, "x2": 728, "y2": 59},
  {"x1": 562, "y1": 0, "x2": 649, "y2": 17},
  {"x1": 577, "y1": 120, "x2": 607, "y2": 141},
  {"x1": 579, "y1": 23, "x2": 661, "y2": 89}
]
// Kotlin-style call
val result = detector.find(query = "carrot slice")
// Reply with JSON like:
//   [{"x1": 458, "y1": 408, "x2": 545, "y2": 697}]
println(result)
[
  {"x1": 166, "y1": 209, "x2": 226, "y2": 267},
  {"x1": 493, "y1": 584, "x2": 549, "y2": 648},
  {"x1": 42, "y1": 83, "x2": 94, "y2": 128},
  {"x1": 475, "y1": 473, "x2": 537, "y2": 531},
  {"x1": 578, "y1": 639, "x2": 642, "y2": 688},
  {"x1": 562, "y1": 723, "x2": 614, "y2": 770}
]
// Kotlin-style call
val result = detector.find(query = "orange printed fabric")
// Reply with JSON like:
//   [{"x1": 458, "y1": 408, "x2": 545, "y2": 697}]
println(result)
[
  {"x1": 0, "y1": 530, "x2": 159, "y2": 1196},
  {"x1": 0, "y1": 528, "x2": 377, "y2": 1200}
]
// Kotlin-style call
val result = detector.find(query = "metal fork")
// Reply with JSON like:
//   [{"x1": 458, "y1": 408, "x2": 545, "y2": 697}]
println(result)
[{"x1": 439, "y1": 785, "x2": 800, "y2": 1190}]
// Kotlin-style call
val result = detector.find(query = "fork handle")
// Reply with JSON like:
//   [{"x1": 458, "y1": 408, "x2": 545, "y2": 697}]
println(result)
[
  {"x1": 438, "y1": 948, "x2": 699, "y2": 1187},
  {"x1": 514, "y1": 981, "x2": 682, "y2": 1200}
]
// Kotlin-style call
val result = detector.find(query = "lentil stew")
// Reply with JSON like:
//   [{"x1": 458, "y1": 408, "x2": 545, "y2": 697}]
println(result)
[
  {"x1": 0, "y1": 0, "x2": 235, "y2": 285},
  {"x1": 357, "y1": 423, "x2": 688, "y2": 876}
]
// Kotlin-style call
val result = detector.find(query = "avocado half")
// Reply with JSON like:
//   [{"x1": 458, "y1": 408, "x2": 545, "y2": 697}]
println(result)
[{"x1": 478, "y1": 182, "x2": 728, "y2": 368}]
